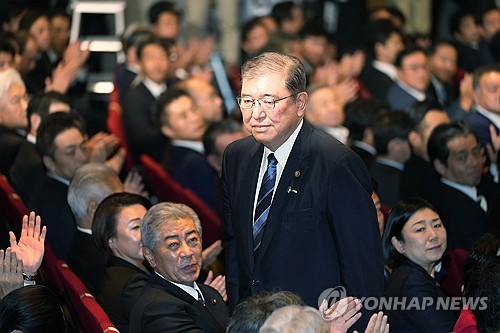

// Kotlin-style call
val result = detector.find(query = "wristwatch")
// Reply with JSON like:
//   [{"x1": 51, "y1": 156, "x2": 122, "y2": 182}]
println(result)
[{"x1": 22, "y1": 273, "x2": 36, "y2": 281}]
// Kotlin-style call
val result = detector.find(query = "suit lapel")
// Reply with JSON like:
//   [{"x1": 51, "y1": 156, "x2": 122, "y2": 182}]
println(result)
[
  {"x1": 241, "y1": 142, "x2": 263, "y2": 272},
  {"x1": 149, "y1": 274, "x2": 225, "y2": 331},
  {"x1": 254, "y1": 122, "x2": 313, "y2": 266}
]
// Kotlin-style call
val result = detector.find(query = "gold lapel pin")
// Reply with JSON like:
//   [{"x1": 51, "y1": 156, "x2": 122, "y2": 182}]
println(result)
[
  {"x1": 294, "y1": 171, "x2": 300, "y2": 177},
  {"x1": 212, "y1": 298, "x2": 217, "y2": 304}
]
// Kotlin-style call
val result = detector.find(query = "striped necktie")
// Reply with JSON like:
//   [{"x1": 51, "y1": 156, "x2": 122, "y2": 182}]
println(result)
[{"x1": 253, "y1": 154, "x2": 278, "y2": 252}]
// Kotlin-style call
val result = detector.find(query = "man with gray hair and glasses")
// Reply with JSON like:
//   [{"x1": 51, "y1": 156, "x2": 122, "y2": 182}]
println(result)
[
  {"x1": 223, "y1": 52, "x2": 383, "y2": 330},
  {"x1": 129, "y1": 202, "x2": 228, "y2": 333}
]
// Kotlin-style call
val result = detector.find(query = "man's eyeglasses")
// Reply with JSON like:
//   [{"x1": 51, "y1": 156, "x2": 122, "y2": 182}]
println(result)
[{"x1": 236, "y1": 92, "x2": 301, "y2": 111}]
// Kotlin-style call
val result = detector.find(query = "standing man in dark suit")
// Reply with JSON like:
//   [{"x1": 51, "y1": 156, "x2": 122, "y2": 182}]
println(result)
[
  {"x1": 222, "y1": 52, "x2": 383, "y2": 329},
  {"x1": 130, "y1": 202, "x2": 229, "y2": 333}
]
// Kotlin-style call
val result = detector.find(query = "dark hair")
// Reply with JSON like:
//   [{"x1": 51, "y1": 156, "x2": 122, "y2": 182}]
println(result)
[
  {"x1": 427, "y1": 121, "x2": 476, "y2": 167},
  {"x1": 0, "y1": 36, "x2": 15, "y2": 59},
  {"x1": 227, "y1": 291, "x2": 305, "y2": 333},
  {"x1": 92, "y1": 192, "x2": 151, "y2": 254},
  {"x1": 156, "y1": 88, "x2": 191, "y2": 127},
  {"x1": 395, "y1": 46, "x2": 426, "y2": 68},
  {"x1": 344, "y1": 98, "x2": 388, "y2": 141},
  {"x1": 271, "y1": 1, "x2": 298, "y2": 26},
  {"x1": 427, "y1": 40, "x2": 457, "y2": 57},
  {"x1": 13, "y1": 31, "x2": 35, "y2": 56},
  {"x1": 372, "y1": 110, "x2": 409, "y2": 155},
  {"x1": 0, "y1": 285, "x2": 65, "y2": 333},
  {"x1": 449, "y1": 9, "x2": 472, "y2": 35},
  {"x1": 382, "y1": 197, "x2": 438, "y2": 268},
  {"x1": 463, "y1": 256, "x2": 500, "y2": 333},
  {"x1": 475, "y1": 6, "x2": 499, "y2": 25},
  {"x1": 136, "y1": 35, "x2": 169, "y2": 60},
  {"x1": 203, "y1": 119, "x2": 242, "y2": 156},
  {"x1": 48, "y1": 8, "x2": 70, "y2": 22},
  {"x1": 27, "y1": 91, "x2": 71, "y2": 131},
  {"x1": 386, "y1": 6, "x2": 406, "y2": 25},
  {"x1": 406, "y1": 100, "x2": 444, "y2": 133},
  {"x1": 0, "y1": 1, "x2": 26, "y2": 28},
  {"x1": 35, "y1": 111, "x2": 84, "y2": 159},
  {"x1": 18, "y1": 10, "x2": 48, "y2": 32},
  {"x1": 241, "y1": 17, "x2": 267, "y2": 43},
  {"x1": 122, "y1": 27, "x2": 154, "y2": 53},
  {"x1": 365, "y1": 19, "x2": 403, "y2": 58},
  {"x1": 148, "y1": 1, "x2": 178, "y2": 25},
  {"x1": 472, "y1": 64, "x2": 500, "y2": 91},
  {"x1": 298, "y1": 22, "x2": 327, "y2": 40},
  {"x1": 462, "y1": 231, "x2": 500, "y2": 288}
]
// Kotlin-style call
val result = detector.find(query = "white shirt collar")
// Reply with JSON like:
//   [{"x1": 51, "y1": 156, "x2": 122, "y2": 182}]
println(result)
[
  {"x1": 372, "y1": 60, "x2": 398, "y2": 80},
  {"x1": 154, "y1": 271, "x2": 204, "y2": 301},
  {"x1": 440, "y1": 178, "x2": 480, "y2": 201},
  {"x1": 172, "y1": 140, "x2": 205, "y2": 154},
  {"x1": 352, "y1": 140, "x2": 377, "y2": 155},
  {"x1": 395, "y1": 79, "x2": 426, "y2": 102},
  {"x1": 475, "y1": 105, "x2": 500, "y2": 130},
  {"x1": 376, "y1": 157, "x2": 404, "y2": 171},
  {"x1": 47, "y1": 173, "x2": 70, "y2": 186},
  {"x1": 26, "y1": 133, "x2": 36, "y2": 144},
  {"x1": 142, "y1": 77, "x2": 166, "y2": 99},
  {"x1": 76, "y1": 226, "x2": 92, "y2": 235},
  {"x1": 319, "y1": 126, "x2": 349, "y2": 145}
]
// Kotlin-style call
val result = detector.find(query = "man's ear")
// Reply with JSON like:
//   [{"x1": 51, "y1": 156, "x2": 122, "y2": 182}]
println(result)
[
  {"x1": 143, "y1": 247, "x2": 157, "y2": 268},
  {"x1": 391, "y1": 236, "x2": 405, "y2": 254},
  {"x1": 206, "y1": 154, "x2": 220, "y2": 173},
  {"x1": 408, "y1": 130, "x2": 421, "y2": 149},
  {"x1": 29, "y1": 114, "x2": 41, "y2": 135},
  {"x1": 433, "y1": 158, "x2": 447, "y2": 177},
  {"x1": 42, "y1": 155, "x2": 57, "y2": 173},
  {"x1": 87, "y1": 200, "x2": 98, "y2": 220},
  {"x1": 161, "y1": 124, "x2": 174, "y2": 139},
  {"x1": 296, "y1": 92, "x2": 308, "y2": 117}
]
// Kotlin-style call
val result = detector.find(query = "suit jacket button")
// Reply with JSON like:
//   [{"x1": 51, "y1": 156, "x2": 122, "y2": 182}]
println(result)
[{"x1": 251, "y1": 279, "x2": 260, "y2": 286}]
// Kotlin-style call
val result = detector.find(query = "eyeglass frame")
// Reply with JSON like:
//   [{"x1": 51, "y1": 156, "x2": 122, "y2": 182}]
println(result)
[{"x1": 236, "y1": 91, "x2": 302, "y2": 111}]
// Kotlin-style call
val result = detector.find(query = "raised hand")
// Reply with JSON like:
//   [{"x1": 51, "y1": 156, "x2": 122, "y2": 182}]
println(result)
[
  {"x1": 357, "y1": 311, "x2": 389, "y2": 333},
  {"x1": 203, "y1": 270, "x2": 227, "y2": 302},
  {"x1": 124, "y1": 171, "x2": 149, "y2": 198},
  {"x1": 0, "y1": 248, "x2": 23, "y2": 299},
  {"x1": 319, "y1": 297, "x2": 362, "y2": 333},
  {"x1": 9, "y1": 212, "x2": 47, "y2": 276},
  {"x1": 201, "y1": 240, "x2": 222, "y2": 270}
]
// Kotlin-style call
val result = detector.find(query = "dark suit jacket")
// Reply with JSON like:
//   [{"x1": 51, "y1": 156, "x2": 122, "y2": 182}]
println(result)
[
  {"x1": 98, "y1": 256, "x2": 149, "y2": 333},
  {"x1": 359, "y1": 62, "x2": 395, "y2": 101},
  {"x1": 350, "y1": 141, "x2": 376, "y2": 170},
  {"x1": 399, "y1": 154, "x2": 440, "y2": 200},
  {"x1": 370, "y1": 160, "x2": 402, "y2": 207},
  {"x1": 9, "y1": 140, "x2": 45, "y2": 203},
  {"x1": 385, "y1": 260, "x2": 456, "y2": 333},
  {"x1": 67, "y1": 230, "x2": 108, "y2": 295},
  {"x1": 222, "y1": 121, "x2": 383, "y2": 329},
  {"x1": 0, "y1": 126, "x2": 25, "y2": 177},
  {"x1": 28, "y1": 175, "x2": 76, "y2": 259},
  {"x1": 129, "y1": 273, "x2": 229, "y2": 333},
  {"x1": 114, "y1": 62, "x2": 138, "y2": 100},
  {"x1": 386, "y1": 82, "x2": 421, "y2": 111},
  {"x1": 468, "y1": 108, "x2": 499, "y2": 150},
  {"x1": 122, "y1": 82, "x2": 166, "y2": 162},
  {"x1": 426, "y1": 181, "x2": 494, "y2": 251},
  {"x1": 165, "y1": 145, "x2": 218, "y2": 210}
]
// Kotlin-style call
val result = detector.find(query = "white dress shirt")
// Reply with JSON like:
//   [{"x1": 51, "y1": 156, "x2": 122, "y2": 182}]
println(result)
[{"x1": 154, "y1": 271, "x2": 205, "y2": 302}]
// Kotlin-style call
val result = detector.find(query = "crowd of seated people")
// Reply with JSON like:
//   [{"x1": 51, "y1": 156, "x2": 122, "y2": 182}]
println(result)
[{"x1": 0, "y1": 0, "x2": 499, "y2": 332}]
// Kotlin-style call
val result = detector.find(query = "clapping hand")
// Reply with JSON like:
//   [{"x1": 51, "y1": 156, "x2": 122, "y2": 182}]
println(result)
[
  {"x1": 203, "y1": 270, "x2": 227, "y2": 302},
  {"x1": 9, "y1": 212, "x2": 47, "y2": 276},
  {"x1": 319, "y1": 297, "x2": 362, "y2": 333},
  {"x1": 0, "y1": 248, "x2": 23, "y2": 299}
]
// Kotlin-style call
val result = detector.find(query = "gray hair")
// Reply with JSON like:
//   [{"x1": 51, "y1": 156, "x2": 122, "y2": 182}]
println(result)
[
  {"x1": 141, "y1": 202, "x2": 202, "y2": 250},
  {"x1": 241, "y1": 52, "x2": 306, "y2": 96},
  {"x1": 67, "y1": 163, "x2": 122, "y2": 224},
  {"x1": 0, "y1": 68, "x2": 25, "y2": 103},
  {"x1": 259, "y1": 305, "x2": 327, "y2": 333}
]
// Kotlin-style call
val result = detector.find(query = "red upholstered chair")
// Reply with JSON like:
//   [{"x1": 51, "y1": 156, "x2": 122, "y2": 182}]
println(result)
[
  {"x1": 42, "y1": 241, "x2": 64, "y2": 293},
  {"x1": 56, "y1": 261, "x2": 118, "y2": 332},
  {"x1": 140, "y1": 155, "x2": 221, "y2": 247},
  {"x1": 0, "y1": 173, "x2": 28, "y2": 233},
  {"x1": 107, "y1": 88, "x2": 135, "y2": 172}
]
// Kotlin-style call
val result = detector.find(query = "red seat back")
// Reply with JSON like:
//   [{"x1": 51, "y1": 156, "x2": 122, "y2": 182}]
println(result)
[
  {"x1": 107, "y1": 88, "x2": 135, "y2": 172},
  {"x1": 140, "y1": 155, "x2": 221, "y2": 247}
]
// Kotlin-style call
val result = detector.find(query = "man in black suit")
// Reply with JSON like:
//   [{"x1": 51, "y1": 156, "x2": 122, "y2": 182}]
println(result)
[
  {"x1": 130, "y1": 202, "x2": 229, "y2": 332},
  {"x1": 222, "y1": 52, "x2": 383, "y2": 330},
  {"x1": 0, "y1": 68, "x2": 29, "y2": 176},
  {"x1": 157, "y1": 88, "x2": 217, "y2": 210},
  {"x1": 427, "y1": 121, "x2": 499, "y2": 250},
  {"x1": 399, "y1": 102, "x2": 449, "y2": 200},
  {"x1": 66, "y1": 163, "x2": 122, "y2": 295},
  {"x1": 122, "y1": 36, "x2": 169, "y2": 162},
  {"x1": 468, "y1": 64, "x2": 499, "y2": 150}
]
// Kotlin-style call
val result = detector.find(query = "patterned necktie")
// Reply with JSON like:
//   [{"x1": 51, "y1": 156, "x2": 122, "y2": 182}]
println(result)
[
  {"x1": 253, "y1": 154, "x2": 278, "y2": 252},
  {"x1": 197, "y1": 290, "x2": 206, "y2": 307}
]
